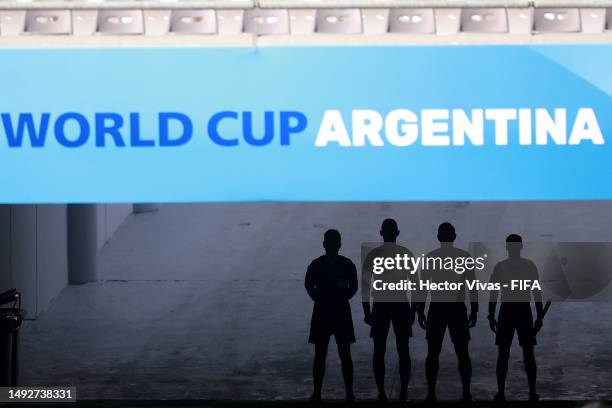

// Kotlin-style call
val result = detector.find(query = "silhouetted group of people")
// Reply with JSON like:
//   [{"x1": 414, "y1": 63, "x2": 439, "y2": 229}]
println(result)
[{"x1": 305, "y1": 219, "x2": 545, "y2": 404}]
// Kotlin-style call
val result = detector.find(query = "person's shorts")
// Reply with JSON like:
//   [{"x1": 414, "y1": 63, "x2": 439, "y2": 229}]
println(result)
[
  {"x1": 308, "y1": 302, "x2": 356, "y2": 344},
  {"x1": 496, "y1": 304, "x2": 536, "y2": 347},
  {"x1": 370, "y1": 302, "x2": 412, "y2": 341},
  {"x1": 426, "y1": 303, "x2": 470, "y2": 345}
]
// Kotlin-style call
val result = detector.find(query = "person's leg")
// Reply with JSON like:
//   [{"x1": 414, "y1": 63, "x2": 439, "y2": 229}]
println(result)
[
  {"x1": 494, "y1": 314, "x2": 516, "y2": 402},
  {"x1": 453, "y1": 341, "x2": 473, "y2": 401},
  {"x1": 373, "y1": 336, "x2": 388, "y2": 401},
  {"x1": 522, "y1": 345, "x2": 538, "y2": 401},
  {"x1": 395, "y1": 336, "x2": 411, "y2": 401},
  {"x1": 425, "y1": 338, "x2": 442, "y2": 402},
  {"x1": 337, "y1": 343, "x2": 354, "y2": 402},
  {"x1": 448, "y1": 306, "x2": 472, "y2": 401},
  {"x1": 312, "y1": 340, "x2": 329, "y2": 402},
  {"x1": 516, "y1": 311, "x2": 538, "y2": 402},
  {"x1": 495, "y1": 345, "x2": 511, "y2": 401},
  {"x1": 392, "y1": 311, "x2": 411, "y2": 401},
  {"x1": 372, "y1": 306, "x2": 391, "y2": 401}
]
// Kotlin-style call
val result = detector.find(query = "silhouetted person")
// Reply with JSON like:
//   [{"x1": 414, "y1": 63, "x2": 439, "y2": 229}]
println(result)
[
  {"x1": 488, "y1": 234, "x2": 543, "y2": 403},
  {"x1": 305, "y1": 229, "x2": 358, "y2": 403},
  {"x1": 362, "y1": 219, "x2": 417, "y2": 402},
  {"x1": 415, "y1": 222, "x2": 478, "y2": 403}
]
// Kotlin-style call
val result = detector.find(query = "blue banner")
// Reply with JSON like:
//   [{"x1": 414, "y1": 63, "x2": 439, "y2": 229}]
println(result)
[{"x1": 0, "y1": 44, "x2": 611, "y2": 203}]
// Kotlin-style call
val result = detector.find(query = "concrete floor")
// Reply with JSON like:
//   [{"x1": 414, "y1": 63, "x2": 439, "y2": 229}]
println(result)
[{"x1": 19, "y1": 202, "x2": 612, "y2": 401}]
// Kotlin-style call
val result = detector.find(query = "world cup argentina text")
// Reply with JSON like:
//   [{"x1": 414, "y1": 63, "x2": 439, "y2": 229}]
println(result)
[{"x1": 0, "y1": 108, "x2": 604, "y2": 148}]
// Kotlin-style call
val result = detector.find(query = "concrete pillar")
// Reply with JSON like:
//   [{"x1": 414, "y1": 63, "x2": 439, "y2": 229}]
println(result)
[
  {"x1": 67, "y1": 205, "x2": 99, "y2": 284},
  {"x1": 0, "y1": 206, "x2": 11, "y2": 294},
  {"x1": 10, "y1": 206, "x2": 37, "y2": 316},
  {"x1": 36, "y1": 206, "x2": 68, "y2": 309}
]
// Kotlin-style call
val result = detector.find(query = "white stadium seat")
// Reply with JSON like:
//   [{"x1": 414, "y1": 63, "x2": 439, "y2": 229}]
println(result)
[
  {"x1": 25, "y1": 10, "x2": 71, "y2": 34},
  {"x1": 243, "y1": 8, "x2": 289, "y2": 35},
  {"x1": 315, "y1": 9, "x2": 362, "y2": 34},
  {"x1": 534, "y1": 8, "x2": 581, "y2": 32},
  {"x1": 461, "y1": 8, "x2": 508, "y2": 33},
  {"x1": 97, "y1": 9, "x2": 145, "y2": 34},
  {"x1": 389, "y1": 8, "x2": 435, "y2": 34},
  {"x1": 170, "y1": 10, "x2": 216, "y2": 34}
]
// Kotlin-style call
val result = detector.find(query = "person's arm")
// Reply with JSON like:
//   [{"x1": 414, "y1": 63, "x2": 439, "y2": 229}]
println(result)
[
  {"x1": 347, "y1": 261, "x2": 358, "y2": 300},
  {"x1": 361, "y1": 252, "x2": 374, "y2": 325},
  {"x1": 468, "y1": 264, "x2": 479, "y2": 314},
  {"x1": 305, "y1": 262, "x2": 317, "y2": 302},
  {"x1": 488, "y1": 265, "x2": 499, "y2": 318},
  {"x1": 466, "y1": 259, "x2": 478, "y2": 327},
  {"x1": 532, "y1": 261, "x2": 544, "y2": 329},
  {"x1": 406, "y1": 250, "x2": 417, "y2": 324},
  {"x1": 413, "y1": 262, "x2": 428, "y2": 329},
  {"x1": 488, "y1": 264, "x2": 500, "y2": 333}
]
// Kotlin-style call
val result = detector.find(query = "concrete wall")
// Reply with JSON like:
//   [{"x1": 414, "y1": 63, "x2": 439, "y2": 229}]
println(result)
[
  {"x1": 0, "y1": 204, "x2": 132, "y2": 318},
  {"x1": 0, "y1": 205, "x2": 68, "y2": 318},
  {"x1": 96, "y1": 204, "x2": 133, "y2": 252},
  {"x1": 0, "y1": 206, "x2": 10, "y2": 294}
]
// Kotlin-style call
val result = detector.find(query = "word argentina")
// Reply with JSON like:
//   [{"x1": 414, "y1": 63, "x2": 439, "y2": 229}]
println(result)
[
  {"x1": 0, "y1": 108, "x2": 604, "y2": 148},
  {"x1": 317, "y1": 108, "x2": 604, "y2": 147}
]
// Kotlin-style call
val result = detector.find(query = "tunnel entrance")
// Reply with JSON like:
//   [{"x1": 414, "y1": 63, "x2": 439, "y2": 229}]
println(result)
[{"x1": 11, "y1": 201, "x2": 611, "y2": 401}]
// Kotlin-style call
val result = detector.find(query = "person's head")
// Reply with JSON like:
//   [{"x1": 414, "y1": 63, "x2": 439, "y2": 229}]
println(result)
[
  {"x1": 323, "y1": 229, "x2": 341, "y2": 254},
  {"x1": 437, "y1": 222, "x2": 456, "y2": 243},
  {"x1": 380, "y1": 218, "x2": 399, "y2": 242},
  {"x1": 506, "y1": 233, "x2": 523, "y2": 257}
]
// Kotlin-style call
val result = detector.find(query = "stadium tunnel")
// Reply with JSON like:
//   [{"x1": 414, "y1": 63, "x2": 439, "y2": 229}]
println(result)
[
  {"x1": 0, "y1": 204, "x2": 155, "y2": 318},
  {"x1": 1, "y1": 0, "x2": 612, "y2": 319},
  {"x1": 0, "y1": 0, "x2": 612, "y2": 402}
]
